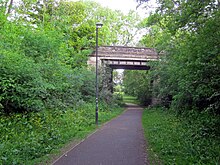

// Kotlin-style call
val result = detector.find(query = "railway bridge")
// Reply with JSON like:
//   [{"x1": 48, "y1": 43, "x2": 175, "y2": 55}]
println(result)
[
  {"x1": 88, "y1": 46, "x2": 159, "y2": 70},
  {"x1": 88, "y1": 46, "x2": 160, "y2": 104}
]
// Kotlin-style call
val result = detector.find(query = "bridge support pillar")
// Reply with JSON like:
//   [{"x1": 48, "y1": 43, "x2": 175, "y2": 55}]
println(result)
[
  {"x1": 101, "y1": 64, "x2": 113, "y2": 93},
  {"x1": 151, "y1": 78, "x2": 161, "y2": 105}
]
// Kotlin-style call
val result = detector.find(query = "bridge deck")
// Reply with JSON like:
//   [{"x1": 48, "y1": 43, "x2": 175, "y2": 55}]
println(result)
[{"x1": 88, "y1": 46, "x2": 159, "y2": 70}]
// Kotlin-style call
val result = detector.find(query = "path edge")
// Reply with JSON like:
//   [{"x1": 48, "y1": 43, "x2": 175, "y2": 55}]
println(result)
[{"x1": 51, "y1": 107, "x2": 128, "y2": 165}]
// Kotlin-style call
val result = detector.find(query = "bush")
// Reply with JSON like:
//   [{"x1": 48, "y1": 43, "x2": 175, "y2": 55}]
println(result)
[
  {"x1": 0, "y1": 52, "x2": 46, "y2": 113},
  {"x1": 0, "y1": 20, "x2": 96, "y2": 114}
]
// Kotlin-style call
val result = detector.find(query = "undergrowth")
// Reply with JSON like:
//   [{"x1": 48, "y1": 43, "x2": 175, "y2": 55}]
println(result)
[
  {"x1": 0, "y1": 103, "x2": 123, "y2": 164},
  {"x1": 142, "y1": 107, "x2": 220, "y2": 164}
]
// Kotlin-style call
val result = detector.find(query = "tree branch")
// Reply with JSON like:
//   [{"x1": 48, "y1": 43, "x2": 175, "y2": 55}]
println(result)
[{"x1": 7, "y1": 0, "x2": 14, "y2": 15}]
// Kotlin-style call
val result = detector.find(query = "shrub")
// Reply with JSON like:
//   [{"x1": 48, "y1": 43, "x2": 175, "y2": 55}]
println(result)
[{"x1": 0, "y1": 52, "x2": 46, "y2": 113}]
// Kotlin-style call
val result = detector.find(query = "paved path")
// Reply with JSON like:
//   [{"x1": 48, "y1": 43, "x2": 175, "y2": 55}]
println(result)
[{"x1": 53, "y1": 104, "x2": 147, "y2": 165}]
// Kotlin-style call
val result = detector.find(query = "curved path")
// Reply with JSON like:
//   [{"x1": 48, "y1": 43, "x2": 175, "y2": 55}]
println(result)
[{"x1": 53, "y1": 104, "x2": 147, "y2": 165}]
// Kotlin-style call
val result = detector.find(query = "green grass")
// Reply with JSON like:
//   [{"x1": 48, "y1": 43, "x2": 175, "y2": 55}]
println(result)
[
  {"x1": 123, "y1": 95, "x2": 140, "y2": 105},
  {"x1": 142, "y1": 107, "x2": 220, "y2": 164},
  {"x1": 0, "y1": 103, "x2": 123, "y2": 164}
]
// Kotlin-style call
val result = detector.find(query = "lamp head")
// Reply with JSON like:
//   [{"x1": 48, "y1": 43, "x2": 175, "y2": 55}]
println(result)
[{"x1": 96, "y1": 22, "x2": 103, "y2": 28}]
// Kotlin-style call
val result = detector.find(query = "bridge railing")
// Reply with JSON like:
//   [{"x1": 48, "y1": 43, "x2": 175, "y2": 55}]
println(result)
[{"x1": 90, "y1": 46, "x2": 159, "y2": 60}]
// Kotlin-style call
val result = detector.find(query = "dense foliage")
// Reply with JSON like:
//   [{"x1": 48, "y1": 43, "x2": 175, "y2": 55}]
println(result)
[
  {"x1": 0, "y1": 0, "x2": 142, "y2": 163},
  {"x1": 138, "y1": 0, "x2": 220, "y2": 114},
  {"x1": 0, "y1": 0, "x2": 142, "y2": 114},
  {"x1": 0, "y1": 18, "x2": 95, "y2": 114},
  {"x1": 123, "y1": 70, "x2": 152, "y2": 105},
  {"x1": 2, "y1": 0, "x2": 219, "y2": 163},
  {"x1": 131, "y1": 0, "x2": 220, "y2": 163}
]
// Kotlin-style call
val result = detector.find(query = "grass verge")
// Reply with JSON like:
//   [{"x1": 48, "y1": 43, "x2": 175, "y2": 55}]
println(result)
[
  {"x1": 142, "y1": 107, "x2": 220, "y2": 164},
  {"x1": 0, "y1": 103, "x2": 123, "y2": 164},
  {"x1": 123, "y1": 95, "x2": 140, "y2": 105}
]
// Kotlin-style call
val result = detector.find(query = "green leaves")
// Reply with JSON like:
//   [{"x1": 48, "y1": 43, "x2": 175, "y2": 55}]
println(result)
[
  {"x1": 0, "y1": 8, "x2": 99, "y2": 114},
  {"x1": 123, "y1": 70, "x2": 152, "y2": 105},
  {"x1": 139, "y1": 0, "x2": 220, "y2": 114},
  {"x1": 0, "y1": 103, "x2": 123, "y2": 164},
  {"x1": 140, "y1": 0, "x2": 219, "y2": 34},
  {"x1": 139, "y1": 4, "x2": 220, "y2": 163},
  {"x1": 21, "y1": 29, "x2": 61, "y2": 60}
]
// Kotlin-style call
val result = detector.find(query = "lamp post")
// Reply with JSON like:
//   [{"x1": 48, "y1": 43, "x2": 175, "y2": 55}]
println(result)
[{"x1": 95, "y1": 22, "x2": 103, "y2": 125}]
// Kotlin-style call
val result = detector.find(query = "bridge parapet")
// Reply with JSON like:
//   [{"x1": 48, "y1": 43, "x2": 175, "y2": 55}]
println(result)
[
  {"x1": 88, "y1": 46, "x2": 159, "y2": 69},
  {"x1": 90, "y1": 46, "x2": 158, "y2": 58}
]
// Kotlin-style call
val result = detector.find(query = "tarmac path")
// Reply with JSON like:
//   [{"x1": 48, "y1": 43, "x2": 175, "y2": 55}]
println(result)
[{"x1": 53, "y1": 104, "x2": 147, "y2": 165}]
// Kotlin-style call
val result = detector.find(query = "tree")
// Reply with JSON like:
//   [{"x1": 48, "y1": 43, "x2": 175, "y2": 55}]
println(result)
[
  {"x1": 123, "y1": 70, "x2": 152, "y2": 105},
  {"x1": 0, "y1": 0, "x2": 145, "y2": 113},
  {"x1": 0, "y1": 0, "x2": 14, "y2": 15},
  {"x1": 138, "y1": 0, "x2": 220, "y2": 114}
]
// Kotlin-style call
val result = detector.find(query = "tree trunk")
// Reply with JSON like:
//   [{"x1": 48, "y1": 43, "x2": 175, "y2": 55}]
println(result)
[{"x1": 7, "y1": 0, "x2": 13, "y2": 14}]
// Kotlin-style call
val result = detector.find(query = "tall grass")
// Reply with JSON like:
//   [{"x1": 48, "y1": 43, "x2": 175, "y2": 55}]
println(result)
[
  {"x1": 142, "y1": 107, "x2": 220, "y2": 164},
  {"x1": 0, "y1": 103, "x2": 123, "y2": 164}
]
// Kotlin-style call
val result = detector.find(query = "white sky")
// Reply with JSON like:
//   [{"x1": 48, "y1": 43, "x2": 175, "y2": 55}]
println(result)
[{"x1": 91, "y1": 0, "x2": 158, "y2": 17}]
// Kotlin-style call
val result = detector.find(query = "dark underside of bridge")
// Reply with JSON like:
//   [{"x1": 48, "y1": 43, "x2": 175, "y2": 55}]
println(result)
[{"x1": 109, "y1": 65, "x2": 150, "y2": 70}]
